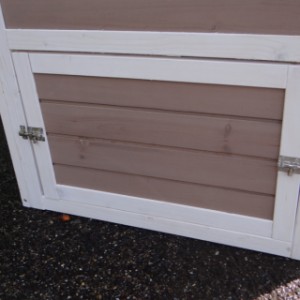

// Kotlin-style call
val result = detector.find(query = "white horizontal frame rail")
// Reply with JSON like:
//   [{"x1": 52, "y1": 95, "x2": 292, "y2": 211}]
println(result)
[
  {"x1": 56, "y1": 185, "x2": 272, "y2": 237},
  {"x1": 29, "y1": 53, "x2": 288, "y2": 89},
  {"x1": 42, "y1": 193, "x2": 291, "y2": 258},
  {"x1": 272, "y1": 66, "x2": 300, "y2": 243},
  {"x1": 6, "y1": 29, "x2": 300, "y2": 63},
  {"x1": 12, "y1": 53, "x2": 59, "y2": 199},
  {"x1": 0, "y1": 6, "x2": 43, "y2": 209}
]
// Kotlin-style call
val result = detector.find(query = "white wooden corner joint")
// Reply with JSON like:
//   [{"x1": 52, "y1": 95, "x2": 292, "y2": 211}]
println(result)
[{"x1": 1, "y1": 5, "x2": 300, "y2": 259}]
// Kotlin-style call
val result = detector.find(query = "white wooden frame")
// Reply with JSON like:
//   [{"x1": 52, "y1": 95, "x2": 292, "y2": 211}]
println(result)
[{"x1": 1, "y1": 5, "x2": 300, "y2": 258}]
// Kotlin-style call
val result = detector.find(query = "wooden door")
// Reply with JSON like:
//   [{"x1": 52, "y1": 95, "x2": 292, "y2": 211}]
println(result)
[{"x1": 10, "y1": 52, "x2": 300, "y2": 258}]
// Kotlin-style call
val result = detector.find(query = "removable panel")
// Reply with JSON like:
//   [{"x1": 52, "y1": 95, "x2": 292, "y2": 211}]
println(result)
[{"x1": 35, "y1": 74, "x2": 284, "y2": 220}]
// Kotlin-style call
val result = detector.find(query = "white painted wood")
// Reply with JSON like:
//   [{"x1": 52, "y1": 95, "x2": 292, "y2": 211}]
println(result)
[
  {"x1": 273, "y1": 173, "x2": 300, "y2": 242},
  {"x1": 12, "y1": 53, "x2": 59, "y2": 199},
  {"x1": 42, "y1": 195, "x2": 292, "y2": 258},
  {"x1": 56, "y1": 184, "x2": 272, "y2": 237},
  {"x1": 6, "y1": 29, "x2": 300, "y2": 63},
  {"x1": 29, "y1": 53, "x2": 288, "y2": 89},
  {"x1": 0, "y1": 7, "x2": 43, "y2": 209},
  {"x1": 279, "y1": 66, "x2": 300, "y2": 158},
  {"x1": 272, "y1": 66, "x2": 300, "y2": 242},
  {"x1": 291, "y1": 189, "x2": 300, "y2": 259}
]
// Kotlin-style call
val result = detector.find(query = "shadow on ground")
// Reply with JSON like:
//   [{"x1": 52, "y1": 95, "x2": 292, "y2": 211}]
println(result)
[{"x1": 1, "y1": 118, "x2": 300, "y2": 300}]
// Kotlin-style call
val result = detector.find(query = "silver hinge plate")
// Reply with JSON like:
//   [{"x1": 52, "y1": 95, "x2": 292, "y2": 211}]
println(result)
[
  {"x1": 278, "y1": 156, "x2": 300, "y2": 176},
  {"x1": 19, "y1": 125, "x2": 45, "y2": 143}
]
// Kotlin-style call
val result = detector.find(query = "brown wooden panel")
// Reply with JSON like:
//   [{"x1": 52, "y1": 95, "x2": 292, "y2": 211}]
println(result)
[
  {"x1": 2, "y1": 0, "x2": 300, "y2": 35},
  {"x1": 48, "y1": 135, "x2": 277, "y2": 195},
  {"x1": 55, "y1": 164, "x2": 275, "y2": 220},
  {"x1": 41, "y1": 101, "x2": 281, "y2": 159},
  {"x1": 35, "y1": 75, "x2": 284, "y2": 120}
]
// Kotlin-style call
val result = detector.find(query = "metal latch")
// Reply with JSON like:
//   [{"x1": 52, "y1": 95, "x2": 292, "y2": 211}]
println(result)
[
  {"x1": 19, "y1": 125, "x2": 45, "y2": 143},
  {"x1": 278, "y1": 156, "x2": 300, "y2": 176}
]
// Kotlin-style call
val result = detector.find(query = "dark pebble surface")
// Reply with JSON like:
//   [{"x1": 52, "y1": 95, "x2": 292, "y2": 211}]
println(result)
[{"x1": 1, "y1": 117, "x2": 300, "y2": 300}]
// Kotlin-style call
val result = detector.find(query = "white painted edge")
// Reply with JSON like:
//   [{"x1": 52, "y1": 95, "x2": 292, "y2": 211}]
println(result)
[
  {"x1": 42, "y1": 195, "x2": 292, "y2": 258},
  {"x1": 56, "y1": 184, "x2": 272, "y2": 237},
  {"x1": 287, "y1": 67, "x2": 300, "y2": 258},
  {"x1": 6, "y1": 29, "x2": 300, "y2": 63},
  {"x1": 291, "y1": 186, "x2": 300, "y2": 259},
  {"x1": 29, "y1": 53, "x2": 288, "y2": 89},
  {"x1": 0, "y1": 6, "x2": 43, "y2": 209},
  {"x1": 272, "y1": 173, "x2": 300, "y2": 242},
  {"x1": 12, "y1": 53, "x2": 59, "y2": 199},
  {"x1": 279, "y1": 66, "x2": 300, "y2": 158},
  {"x1": 272, "y1": 66, "x2": 300, "y2": 242}
]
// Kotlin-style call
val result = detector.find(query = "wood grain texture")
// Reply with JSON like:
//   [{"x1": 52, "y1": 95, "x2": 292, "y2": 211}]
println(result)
[
  {"x1": 2, "y1": 0, "x2": 300, "y2": 35},
  {"x1": 41, "y1": 101, "x2": 281, "y2": 159},
  {"x1": 54, "y1": 164, "x2": 275, "y2": 220},
  {"x1": 35, "y1": 75, "x2": 285, "y2": 120},
  {"x1": 48, "y1": 135, "x2": 277, "y2": 195}
]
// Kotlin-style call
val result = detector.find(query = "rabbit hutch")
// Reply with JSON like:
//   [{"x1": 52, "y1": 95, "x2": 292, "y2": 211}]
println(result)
[{"x1": 1, "y1": 0, "x2": 300, "y2": 259}]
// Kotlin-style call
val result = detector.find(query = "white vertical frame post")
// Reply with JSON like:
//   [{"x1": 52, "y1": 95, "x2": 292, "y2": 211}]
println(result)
[
  {"x1": 272, "y1": 66, "x2": 300, "y2": 243},
  {"x1": 0, "y1": 5, "x2": 43, "y2": 208},
  {"x1": 12, "y1": 53, "x2": 59, "y2": 199},
  {"x1": 285, "y1": 67, "x2": 300, "y2": 259},
  {"x1": 291, "y1": 192, "x2": 300, "y2": 259}
]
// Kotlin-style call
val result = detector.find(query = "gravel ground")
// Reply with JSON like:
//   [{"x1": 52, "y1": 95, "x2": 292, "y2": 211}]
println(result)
[{"x1": 1, "y1": 118, "x2": 300, "y2": 300}]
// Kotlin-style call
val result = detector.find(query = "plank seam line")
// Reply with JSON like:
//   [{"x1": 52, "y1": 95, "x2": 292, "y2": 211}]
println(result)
[
  {"x1": 53, "y1": 163, "x2": 276, "y2": 198},
  {"x1": 47, "y1": 132, "x2": 279, "y2": 163},
  {"x1": 40, "y1": 98, "x2": 284, "y2": 123}
]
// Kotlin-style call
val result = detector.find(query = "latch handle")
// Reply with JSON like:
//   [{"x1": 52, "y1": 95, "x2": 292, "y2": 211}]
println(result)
[{"x1": 19, "y1": 125, "x2": 45, "y2": 143}]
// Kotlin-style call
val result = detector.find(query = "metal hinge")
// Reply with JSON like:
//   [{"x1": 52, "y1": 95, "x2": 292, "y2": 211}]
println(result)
[
  {"x1": 278, "y1": 156, "x2": 300, "y2": 176},
  {"x1": 19, "y1": 125, "x2": 45, "y2": 143}
]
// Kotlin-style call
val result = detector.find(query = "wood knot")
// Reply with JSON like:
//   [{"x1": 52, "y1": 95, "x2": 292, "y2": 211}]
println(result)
[{"x1": 224, "y1": 123, "x2": 232, "y2": 138}]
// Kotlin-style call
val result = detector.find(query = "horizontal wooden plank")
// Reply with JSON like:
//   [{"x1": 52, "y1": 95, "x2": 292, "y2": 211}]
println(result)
[
  {"x1": 35, "y1": 75, "x2": 285, "y2": 120},
  {"x1": 41, "y1": 102, "x2": 282, "y2": 159},
  {"x1": 54, "y1": 164, "x2": 275, "y2": 220},
  {"x1": 48, "y1": 135, "x2": 278, "y2": 195},
  {"x1": 29, "y1": 53, "x2": 288, "y2": 89},
  {"x1": 2, "y1": 0, "x2": 300, "y2": 35},
  {"x1": 7, "y1": 30, "x2": 300, "y2": 63}
]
